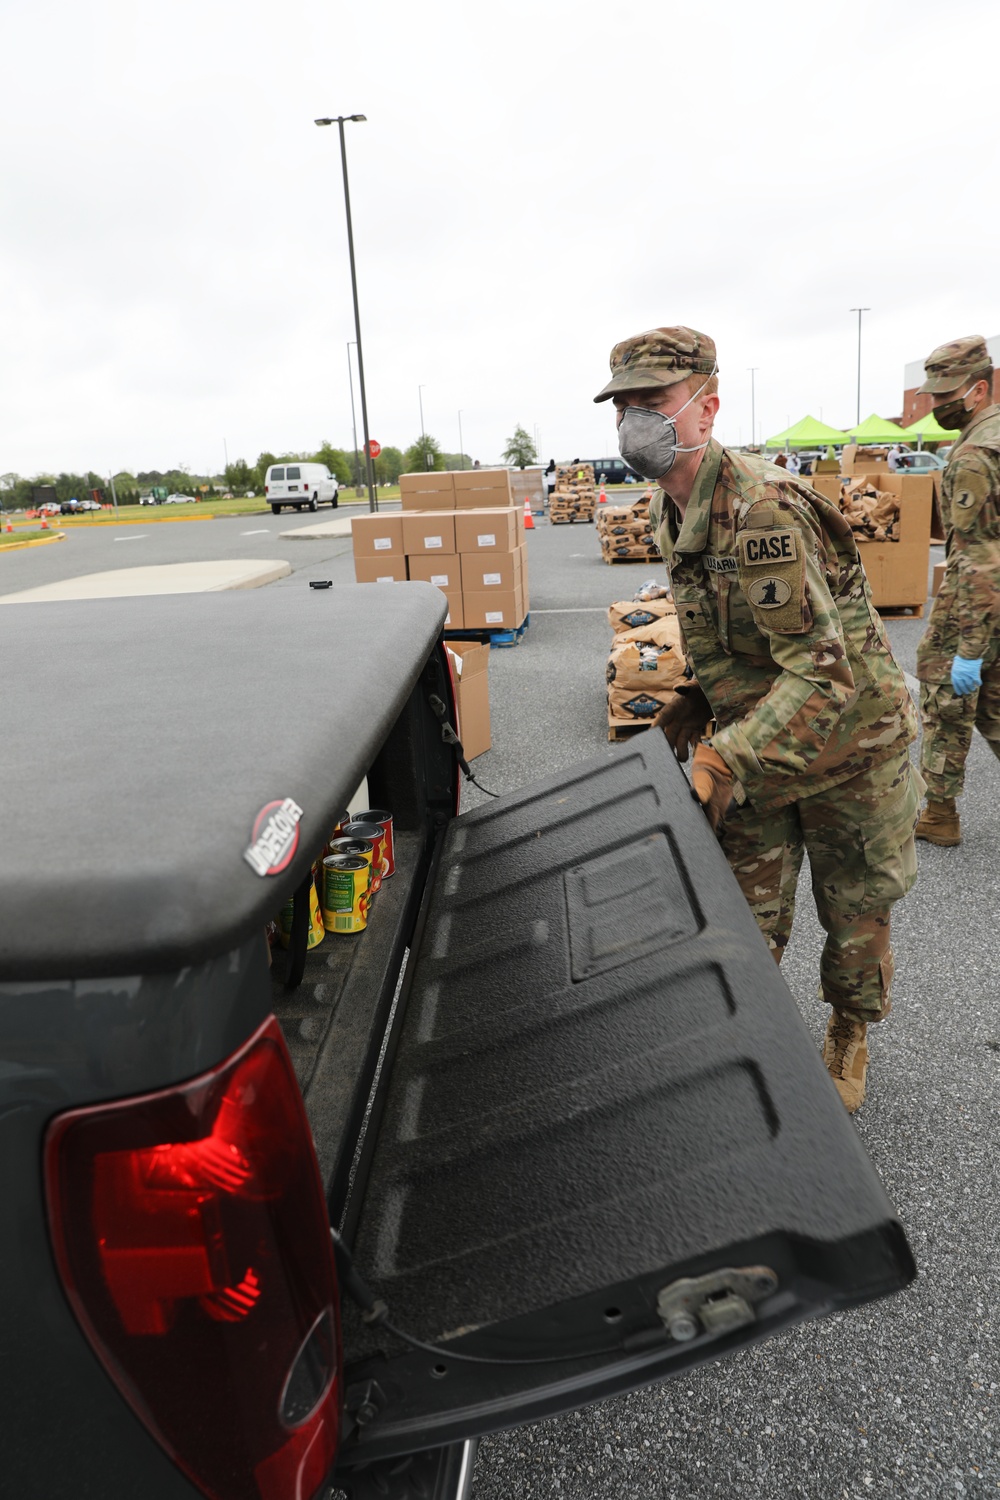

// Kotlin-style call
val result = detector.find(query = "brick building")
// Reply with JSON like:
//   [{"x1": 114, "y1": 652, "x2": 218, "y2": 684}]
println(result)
[{"x1": 902, "y1": 334, "x2": 1000, "y2": 427}]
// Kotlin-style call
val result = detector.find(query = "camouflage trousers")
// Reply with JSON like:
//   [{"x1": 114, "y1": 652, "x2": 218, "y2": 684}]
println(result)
[
  {"x1": 719, "y1": 751, "x2": 922, "y2": 1021},
  {"x1": 919, "y1": 669, "x2": 1000, "y2": 799}
]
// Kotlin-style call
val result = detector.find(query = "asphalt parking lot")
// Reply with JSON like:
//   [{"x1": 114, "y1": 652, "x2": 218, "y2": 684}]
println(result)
[{"x1": 10, "y1": 507, "x2": 998, "y2": 1498}]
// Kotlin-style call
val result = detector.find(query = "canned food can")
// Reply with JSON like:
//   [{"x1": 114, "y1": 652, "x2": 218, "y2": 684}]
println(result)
[
  {"x1": 328, "y1": 811, "x2": 352, "y2": 849},
  {"x1": 327, "y1": 836, "x2": 379, "y2": 896},
  {"x1": 277, "y1": 879, "x2": 326, "y2": 950},
  {"x1": 322, "y1": 854, "x2": 369, "y2": 933},
  {"x1": 355, "y1": 808, "x2": 395, "y2": 878},
  {"x1": 343, "y1": 820, "x2": 389, "y2": 884}
]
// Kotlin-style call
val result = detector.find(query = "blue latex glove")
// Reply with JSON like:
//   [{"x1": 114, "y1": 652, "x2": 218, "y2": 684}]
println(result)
[{"x1": 951, "y1": 655, "x2": 983, "y2": 696}]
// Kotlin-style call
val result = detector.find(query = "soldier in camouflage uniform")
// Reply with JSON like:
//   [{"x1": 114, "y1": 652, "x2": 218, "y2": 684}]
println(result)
[
  {"x1": 913, "y1": 335, "x2": 1000, "y2": 846},
  {"x1": 595, "y1": 327, "x2": 922, "y2": 1112}
]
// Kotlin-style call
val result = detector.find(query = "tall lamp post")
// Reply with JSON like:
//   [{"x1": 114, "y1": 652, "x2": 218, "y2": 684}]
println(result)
[
  {"x1": 346, "y1": 341, "x2": 360, "y2": 488},
  {"x1": 315, "y1": 114, "x2": 377, "y2": 512},
  {"x1": 850, "y1": 307, "x2": 870, "y2": 427},
  {"x1": 457, "y1": 410, "x2": 466, "y2": 470},
  {"x1": 419, "y1": 385, "x2": 431, "y2": 468},
  {"x1": 748, "y1": 368, "x2": 759, "y2": 450}
]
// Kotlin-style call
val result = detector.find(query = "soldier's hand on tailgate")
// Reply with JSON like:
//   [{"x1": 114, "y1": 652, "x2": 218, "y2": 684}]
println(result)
[
  {"x1": 653, "y1": 683, "x2": 713, "y2": 763},
  {"x1": 690, "y1": 742, "x2": 737, "y2": 832}
]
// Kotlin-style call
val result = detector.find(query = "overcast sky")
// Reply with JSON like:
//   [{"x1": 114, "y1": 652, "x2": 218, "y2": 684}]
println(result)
[{"x1": 3, "y1": 0, "x2": 998, "y2": 479}]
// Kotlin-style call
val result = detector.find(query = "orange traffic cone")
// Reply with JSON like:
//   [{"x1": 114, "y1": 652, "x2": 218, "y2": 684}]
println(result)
[
  {"x1": 599, "y1": 483, "x2": 607, "y2": 503},
  {"x1": 523, "y1": 498, "x2": 534, "y2": 531},
  {"x1": 4, "y1": 518, "x2": 12, "y2": 533},
  {"x1": 40, "y1": 516, "x2": 48, "y2": 530}
]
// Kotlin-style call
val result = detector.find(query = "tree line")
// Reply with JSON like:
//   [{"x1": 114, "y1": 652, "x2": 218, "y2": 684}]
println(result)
[{"x1": 0, "y1": 426, "x2": 539, "y2": 507}]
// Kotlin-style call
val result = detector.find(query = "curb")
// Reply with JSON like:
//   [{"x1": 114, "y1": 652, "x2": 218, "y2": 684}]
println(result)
[
  {"x1": 55, "y1": 513, "x2": 217, "y2": 526},
  {"x1": 0, "y1": 532, "x2": 66, "y2": 552}
]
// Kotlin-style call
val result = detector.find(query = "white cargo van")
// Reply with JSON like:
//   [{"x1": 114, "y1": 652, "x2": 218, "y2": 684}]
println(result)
[{"x1": 264, "y1": 463, "x2": 339, "y2": 514}]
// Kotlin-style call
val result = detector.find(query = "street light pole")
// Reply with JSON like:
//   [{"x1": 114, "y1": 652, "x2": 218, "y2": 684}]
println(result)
[
  {"x1": 850, "y1": 307, "x2": 870, "y2": 427},
  {"x1": 748, "y1": 368, "x2": 759, "y2": 451},
  {"x1": 346, "y1": 341, "x2": 360, "y2": 488},
  {"x1": 418, "y1": 385, "x2": 431, "y2": 468},
  {"x1": 458, "y1": 410, "x2": 466, "y2": 470},
  {"x1": 315, "y1": 114, "x2": 376, "y2": 512}
]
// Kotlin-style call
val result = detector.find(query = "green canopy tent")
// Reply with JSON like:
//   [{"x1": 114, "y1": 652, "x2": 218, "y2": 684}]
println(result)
[
  {"x1": 764, "y1": 415, "x2": 852, "y2": 449},
  {"x1": 846, "y1": 413, "x2": 912, "y2": 444},
  {"x1": 902, "y1": 411, "x2": 960, "y2": 447}
]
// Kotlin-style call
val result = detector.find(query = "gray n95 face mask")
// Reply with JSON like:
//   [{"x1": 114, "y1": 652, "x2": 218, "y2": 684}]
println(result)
[{"x1": 617, "y1": 368, "x2": 716, "y2": 479}]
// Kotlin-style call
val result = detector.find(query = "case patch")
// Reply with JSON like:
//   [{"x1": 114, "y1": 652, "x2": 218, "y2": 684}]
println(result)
[{"x1": 738, "y1": 529, "x2": 798, "y2": 566}]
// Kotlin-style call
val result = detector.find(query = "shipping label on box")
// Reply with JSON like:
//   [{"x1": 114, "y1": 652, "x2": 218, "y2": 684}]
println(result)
[
  {"x1": 354, "y1": 556, "x2": 407, "y2": 583},
  {"x1": 407, "y1": 554, "x2": 461, "y2": 590},
  {"x1": 401, "y1": 513, "x2": 456, "y2": 555},
  {"x1": 453, "y1": 508, "x2": 518, "y2": 553},
  {"x1": 351, "y1": 513, "x2": 404, "y2": 557}
]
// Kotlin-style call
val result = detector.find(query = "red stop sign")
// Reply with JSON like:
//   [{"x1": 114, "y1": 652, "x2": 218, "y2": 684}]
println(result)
[{"x1": 366, "y1": 439, "x2": 381, "y2": 458}]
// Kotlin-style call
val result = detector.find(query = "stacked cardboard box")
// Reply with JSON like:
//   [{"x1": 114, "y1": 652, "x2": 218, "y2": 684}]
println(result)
[
  {"x1": 506, "y1": 467, "x2": 546, "y2": 513},
  {"x1": 352, "y1": 489, "x2": 529, "y2": 631},
  {"x1": 444, "y1": 639, "x2": 491, "y2": 759},
  {"x1": 606, "y1": 590, "x2": 689, "y2": 735},
  {"x1": 550, "y1": 463, "x2": 596, "y2": 523},
  {"x1": 595, "y1": 491, "x2": 661, "y2": 563},
  {"x1": 844, "y1": 472, "x2": 932, "y2": 614}
]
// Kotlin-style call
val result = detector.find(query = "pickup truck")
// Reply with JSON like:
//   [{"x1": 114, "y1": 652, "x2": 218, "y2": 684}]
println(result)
[{"x1": 1, "y1": 582, "x2": 915, "y2": 1500}]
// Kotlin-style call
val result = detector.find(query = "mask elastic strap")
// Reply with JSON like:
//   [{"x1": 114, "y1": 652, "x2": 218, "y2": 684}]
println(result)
[{"x1": 673, "y1": 361, "x2": 718, "y2": 454}]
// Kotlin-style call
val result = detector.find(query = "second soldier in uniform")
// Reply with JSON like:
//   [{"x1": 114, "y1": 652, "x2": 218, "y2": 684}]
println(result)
[
  {"x1": 595, "y1": 326, "x2": 922, "y2": 1112},
  {"x1": 913, "y1": 335, "x2": 1000, "y2": 846}
]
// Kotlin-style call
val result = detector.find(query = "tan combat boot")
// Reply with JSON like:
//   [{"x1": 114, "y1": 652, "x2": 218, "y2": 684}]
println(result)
[
  {"x1": 914, "y1": 797, "x2": 960, "y2": 847},
  {"x1": 823, "y1": 1010, "x2": 869, "y2": 1113}
]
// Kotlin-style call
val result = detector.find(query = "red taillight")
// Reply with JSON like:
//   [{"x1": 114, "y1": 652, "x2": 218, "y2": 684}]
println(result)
[
  {"x1": 45, "y1": 1016, "x2": 342, "y2": 1500},
  {"x1": 264, "y1": 485, "x2": 269, "y2": 494}
]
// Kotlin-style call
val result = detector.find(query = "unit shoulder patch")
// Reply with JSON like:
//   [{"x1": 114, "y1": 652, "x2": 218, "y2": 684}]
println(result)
[{"x1": 736, "y1": 523, "x2": 808, "y2": 634}]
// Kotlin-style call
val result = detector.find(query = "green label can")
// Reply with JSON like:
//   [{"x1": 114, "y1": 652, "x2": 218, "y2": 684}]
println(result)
[{"x1": 322, "y1": 854, "x2": 369, "y2": 933}]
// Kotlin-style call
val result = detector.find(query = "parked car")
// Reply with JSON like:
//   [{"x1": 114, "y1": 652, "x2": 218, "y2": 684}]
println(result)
[
  {"x1": 139, "y1": 494, "x2": 163, "y2": 505},
  {"x1": 586, "y1": 456, "x2": 644, "y2": 486},
  {"x1": 38, "y1": 501, "x2": 62, "y2": 515},
  {"x1": 164, "y1": 494, "x2": 195, "y2": 504},
  {"x1": 1, "y1": 585, "x2": 915, "y2": 1500},
  {"x1": 896, "y1": 450, "x2": 947, "y2": 472},
  {"x1": 60, "y1": 498, "x2": 82, "y2": 514},
  {"x1": 78, "y1": 498, "x2": 102, "y2": 511},
  {"x1": 265, "y1": 463, "x2": 339, "y2": 514}
]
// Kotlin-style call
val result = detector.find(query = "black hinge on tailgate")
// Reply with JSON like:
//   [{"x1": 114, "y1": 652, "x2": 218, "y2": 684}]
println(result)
[{"x1": 333, "y1": 731, "x2": 915, "y2": 1468}]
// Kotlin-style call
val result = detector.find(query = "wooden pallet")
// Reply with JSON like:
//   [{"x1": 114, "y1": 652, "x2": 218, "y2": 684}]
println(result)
[
  {"x1": 607, "y1": 717, "x2": 653, "y2": 742},
  {"x1": 876, "y1": 603, "x2": 926, "y2": 619},
  {"x1": 602, "y1": 554, "x2": 660, "y2": 565},
  {"x1": 550, "y1": 516, "x2": 594, "y2": 525},
  {"x1": 445, "y1": 614, "x2": 530, "y2": 648}
]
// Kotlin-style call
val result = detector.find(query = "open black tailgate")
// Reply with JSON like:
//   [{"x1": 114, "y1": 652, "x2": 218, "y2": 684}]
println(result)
[{"x1": 335, "y1": 731, "x2": 914, "y2": 1466}]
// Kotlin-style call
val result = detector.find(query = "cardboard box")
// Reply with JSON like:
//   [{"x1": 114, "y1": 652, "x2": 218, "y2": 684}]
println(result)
[
  {"x1": 854, "y1": 475, "x2": 932, "y2": 611},
  {"x1": 401, "y1": 513, "x2": 456, "y2": 556},
  {"x1": 461, "y1": 550, "x2": 519, "y2": 593},
  {"x1": 399, "y1": 471, "x2": 456, "y2": 509},
  {"x1": 808, "y1": 474, "x2": 842, "y2": 505},
  {"x1": 463, "y1": 583, "x2": 525, "y2": 630},
  {"x1": 354, "y1": 556, "x2": 407, "y2": 583},
  {"x1": 446, "y1": 639, "x2": 491, "y2": 759},
  {"x1": 407, "y1": 554, "x2": 462, "y2": 591},
  {"x1": 453, "y1": 469, "x2": 513, "y2": 506},
  {"x1": 453, "y1": 508, "x2": 519, "y2": 554},
  {"x1": 351, "y1": 513, "x2": 404, "y2": 557},
  {"x1": 932, "y1": 560, "x2": 946, "y2": 597}
]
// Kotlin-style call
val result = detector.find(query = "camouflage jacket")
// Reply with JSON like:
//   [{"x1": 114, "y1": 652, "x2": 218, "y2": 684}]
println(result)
[
  {"x1": 650, "y1": 440, "x2": 916, "y2": 810},
  {"x1": 916, "y1": 403, "x2": 1000, "y2": 678}
]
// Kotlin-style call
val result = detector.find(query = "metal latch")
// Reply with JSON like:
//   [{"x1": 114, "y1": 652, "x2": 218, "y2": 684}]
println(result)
[{"x1": 657, "y1": 1265, "x2": 778, "y2": 1343}]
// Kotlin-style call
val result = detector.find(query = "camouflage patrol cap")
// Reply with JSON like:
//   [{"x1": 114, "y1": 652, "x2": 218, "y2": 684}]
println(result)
[
  {"x1": 917, "y1": 335, "x2": 993, "y2": 394},
  {"x1": 594, "y1": 326, "x2": 717, "y2": 404}
]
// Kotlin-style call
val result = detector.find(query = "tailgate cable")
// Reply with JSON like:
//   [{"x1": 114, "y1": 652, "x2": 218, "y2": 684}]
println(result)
[
  {"x1": 428, "y1": 693, "x2": 500, "y2": 799},
  {"x1": 331, "y1": 1229, "x2": 615, "y2": 1366}
]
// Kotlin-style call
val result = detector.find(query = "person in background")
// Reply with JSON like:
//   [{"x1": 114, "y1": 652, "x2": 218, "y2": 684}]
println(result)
[
  {"x1": 545, "y1": 459, "x2": 556, "y2": 501},
  {"x1": 773, "y1": 451, "x2": 788, "y2": 469},
  {"x1": 888, "y1": 444, "x2": 903, "y2": 472},
  {"x1": 786, "y1": 451, "x2": 801, "y2": 476},
  {"x1": 914, "y1": 335, "x2": 1000, "y2": 846}
]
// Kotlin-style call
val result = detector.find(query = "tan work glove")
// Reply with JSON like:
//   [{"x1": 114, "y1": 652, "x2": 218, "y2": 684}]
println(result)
[
  {"x1": 653, "y1": 682, "x2": 713, "y2": 764},
  {"x1": 691, "y1": 742, "x2": 736, "y2": 832}
]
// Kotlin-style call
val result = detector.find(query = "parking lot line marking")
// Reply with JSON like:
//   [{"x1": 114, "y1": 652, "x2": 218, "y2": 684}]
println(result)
[
  {"x1": 532, "y1": 607, "x2": 607, "y2": 614},
  {"x1": 113, "y1": 535, "x2": 147, "y2": 542},
  {"x1": 241, "y1": 529, "x2": 271, "y2": 535}
]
